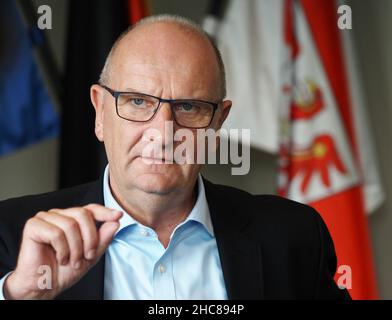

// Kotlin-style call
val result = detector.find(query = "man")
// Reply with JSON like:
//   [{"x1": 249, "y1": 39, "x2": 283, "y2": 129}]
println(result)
[{"x1": 0, "y1": 15, "x2": 350, "y2": 300}]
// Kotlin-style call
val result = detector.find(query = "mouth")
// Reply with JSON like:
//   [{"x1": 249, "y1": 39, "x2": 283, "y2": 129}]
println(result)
[{"x1": 138, "y1": 156, "x2": 174, "y2": 164}]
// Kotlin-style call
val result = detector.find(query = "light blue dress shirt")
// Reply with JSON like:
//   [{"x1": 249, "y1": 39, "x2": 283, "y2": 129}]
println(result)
[
  {"x1": 103, "y1": 166, "x2": 227, "y2": 299},
  {"x1": 0, "y1": 166, "x2": 227, "y2": 300}
]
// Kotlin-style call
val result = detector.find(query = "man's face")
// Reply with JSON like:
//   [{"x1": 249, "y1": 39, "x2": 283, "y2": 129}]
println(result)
[{"x1": 91, "y1": 22, "x2": 231, "y2": 197}]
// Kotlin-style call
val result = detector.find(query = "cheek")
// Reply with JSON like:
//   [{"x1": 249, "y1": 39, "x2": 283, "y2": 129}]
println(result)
[{"x1": 103, "y1": 116, "x2": 144, "y2": 160}]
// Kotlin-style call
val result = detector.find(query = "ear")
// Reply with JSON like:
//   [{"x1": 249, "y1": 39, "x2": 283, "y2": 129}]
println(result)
[
  {"x1": 90, "y1": 84, "x2": 105, "y2": 142},
  {"x1": 215, "y1": 100, "x2": 232, "y2": 130},
  {"x1": 210, "y1": 100, "x2": 232, "y2": 152}
]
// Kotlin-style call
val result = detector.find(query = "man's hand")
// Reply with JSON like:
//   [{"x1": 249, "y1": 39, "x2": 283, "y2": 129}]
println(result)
[{"x1": 3, "y1": 204, "x2": 122, "y2": 300}]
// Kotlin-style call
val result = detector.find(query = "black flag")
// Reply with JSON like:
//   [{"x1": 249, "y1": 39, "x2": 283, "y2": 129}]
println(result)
[{"x1": 60, "y1": 0, "x2": 129, "y2": 188}]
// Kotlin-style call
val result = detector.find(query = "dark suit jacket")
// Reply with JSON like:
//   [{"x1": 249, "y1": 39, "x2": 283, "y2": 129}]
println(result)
[{"x1": 0, "y1": 177, "x2": 350, "y2": 300}]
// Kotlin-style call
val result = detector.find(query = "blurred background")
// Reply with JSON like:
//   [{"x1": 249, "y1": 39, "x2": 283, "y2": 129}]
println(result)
[{"x1": 0, "y1": 0, "x2": 391, "y2": 299}]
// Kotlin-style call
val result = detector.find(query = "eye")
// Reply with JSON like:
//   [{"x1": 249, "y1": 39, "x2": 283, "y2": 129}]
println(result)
[
  {"x1": 132, "y1": 98, "x2": 145, "y2": 106},
  {"x1": 179, "y1": 103, "x2": 196, "y2": 112}
]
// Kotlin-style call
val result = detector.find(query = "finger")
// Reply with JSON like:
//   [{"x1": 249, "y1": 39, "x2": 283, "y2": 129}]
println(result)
[
  {"x1": 95, "y1": 221, "x2": 120, "y2": 257},
  {"x1": 37, "y1": 211, "x2": 84, "y2": 269},
  {"x1": 58, "y1": 208, "x2": 99, "y2": 261},
  {"x1": 24, "y1": 217, "x2": 70, "y2": 265},
  {"x1": 83, "y1": 204, "x2": 123, "y2": 222}
]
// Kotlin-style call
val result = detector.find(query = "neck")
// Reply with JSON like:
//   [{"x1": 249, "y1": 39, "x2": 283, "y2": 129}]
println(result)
[{"x1": 109, "y1": 176, "x2": 198, "y2": 248}]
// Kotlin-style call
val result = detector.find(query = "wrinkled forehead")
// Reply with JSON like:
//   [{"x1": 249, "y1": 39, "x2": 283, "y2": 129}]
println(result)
[{"x1": 108, "y1": 22, "x2": 221, "y2": 97}]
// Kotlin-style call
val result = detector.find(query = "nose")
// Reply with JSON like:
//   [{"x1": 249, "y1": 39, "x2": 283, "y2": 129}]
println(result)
[
  {"x1": 149, "y1": 102, "x2": 175, "y2": 150},
  {"x1": 154, "y1": 101, "x2": 174, "y2": 124}
]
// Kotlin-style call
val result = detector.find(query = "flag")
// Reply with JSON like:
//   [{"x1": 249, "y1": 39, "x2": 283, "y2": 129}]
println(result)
[
  {"x1": 204, "y1": 0, "x2": 383, "y2": 215},
  {"x1": 205, "y1": 0, "x2": 383, "y2": 299},
  {"x1": 278, "y1": 0, "x2": 379, "y2": 299},
  {"x1": 60, "y1": 0, "x2": 148, "y2": 188},
  {"x1": 128, "y1": 0, "x2": 150, "y2": 24},
  {"x1": 204, "y1": 0, "x2": 284, "y2": 153},
  {"x1": 0, "y1": 0, "x2": 59, "y2": 156}
]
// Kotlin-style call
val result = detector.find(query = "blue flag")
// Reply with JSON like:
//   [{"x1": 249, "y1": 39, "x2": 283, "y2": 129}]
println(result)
[{"x1": 0, "y1": 0, "x2": 59, "y2": 156}]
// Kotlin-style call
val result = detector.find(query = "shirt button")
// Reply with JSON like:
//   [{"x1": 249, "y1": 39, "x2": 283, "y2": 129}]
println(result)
[
  {"x1": 158, "y1": 264, "x2": 166, "y2": 274},
  {"x1": 140, "y1": 229, "x2": 149, "y2": 237}
]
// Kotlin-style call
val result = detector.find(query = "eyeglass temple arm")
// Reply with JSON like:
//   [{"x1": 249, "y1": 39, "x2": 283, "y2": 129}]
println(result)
[{"x1": 101, "y1": 85, "x2": 117, "y2": 98}]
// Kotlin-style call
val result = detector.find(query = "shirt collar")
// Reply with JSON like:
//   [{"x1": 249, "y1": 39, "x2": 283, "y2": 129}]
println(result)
[{"x1": 102, "y1": 165, "x2": 214, "y2": 237}]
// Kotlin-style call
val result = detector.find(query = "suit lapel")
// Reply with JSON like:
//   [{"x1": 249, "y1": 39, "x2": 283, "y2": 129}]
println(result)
[
  {"x1": 203, "y1": 178, "x2": 264, "y2": 299},
  {"x1": 59, "y1": 176, "x2": 264, "y2": 299},
  {"x1": 57, "y1": 178, "x2": 106, "y2": 300}
]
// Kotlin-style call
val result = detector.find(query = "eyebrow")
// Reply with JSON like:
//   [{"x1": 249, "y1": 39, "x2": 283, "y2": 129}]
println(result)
[
  {"x1": 124, "y1": 87, "x2": 144, "y2": 92},
  {"x1": 122, "y1": 88, "x2": 216, "y2": 102}
]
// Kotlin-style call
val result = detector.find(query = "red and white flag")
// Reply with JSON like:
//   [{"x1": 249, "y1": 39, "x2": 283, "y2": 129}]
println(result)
[
  {"x1": 128, "y1": 0, "x2": 149, "y2": 24},
  {"x1": 279, "y1": 0, "x2": 379, "y2": 299},
  {"x1": 205, "y1": 0, "x2": 383, "y2": 299}
]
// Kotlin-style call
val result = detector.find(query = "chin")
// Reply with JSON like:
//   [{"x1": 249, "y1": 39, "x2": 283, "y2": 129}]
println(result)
[
  {"x1": 133, "y1": 172, "x2": 178, "y2": 195},
  {"x1": 125, "y1": 157, "x2": 186, "y2": 194}
]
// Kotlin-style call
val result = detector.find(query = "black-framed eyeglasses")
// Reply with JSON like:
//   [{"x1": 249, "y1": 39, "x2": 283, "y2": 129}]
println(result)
[{"x1": 101, "y1": 85, "x2": 220, "y2": 129}]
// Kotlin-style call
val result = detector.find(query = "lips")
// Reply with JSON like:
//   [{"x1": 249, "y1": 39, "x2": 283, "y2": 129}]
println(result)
[{"x1": 138, "y1": 156, "x2": 173, "y2": 164}]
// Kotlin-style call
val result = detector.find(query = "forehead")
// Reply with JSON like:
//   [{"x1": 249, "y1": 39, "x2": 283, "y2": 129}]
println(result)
[{"x1": 109, "y1": 22, "x2": 220, "y2": 97}]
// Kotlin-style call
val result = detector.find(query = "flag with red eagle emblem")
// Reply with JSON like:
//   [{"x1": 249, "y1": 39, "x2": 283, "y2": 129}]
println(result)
[
  {"x1": 205, "y1": 0, "x2": 383, "y2": 299},
  {"x1": 279, "y1": 0, "x2": 379, "y2": 299}
]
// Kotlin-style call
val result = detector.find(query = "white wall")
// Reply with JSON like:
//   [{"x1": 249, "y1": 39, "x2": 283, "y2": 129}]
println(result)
[{"x1": 347, "y1": 0, "x2": 392, "y2": 298}]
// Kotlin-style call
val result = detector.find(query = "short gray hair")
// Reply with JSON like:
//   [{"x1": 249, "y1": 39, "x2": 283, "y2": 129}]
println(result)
[{"x1": 98, "y1": 14, "x2": 227, "y2": 99}]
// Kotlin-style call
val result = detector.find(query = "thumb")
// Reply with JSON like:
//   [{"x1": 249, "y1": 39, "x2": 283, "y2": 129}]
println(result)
[{"x1": 96, "y1": 221, "x2": 120, "y2": 257}]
